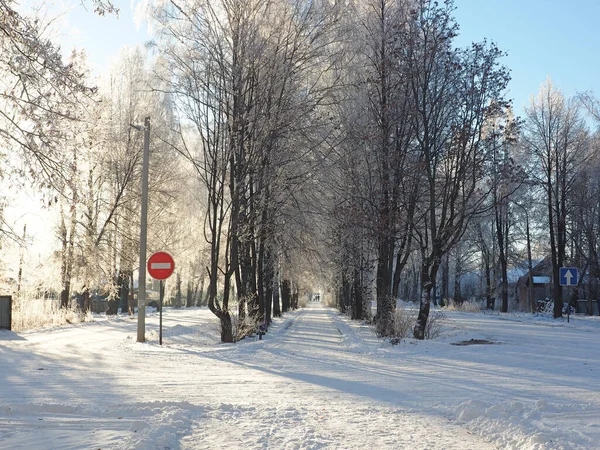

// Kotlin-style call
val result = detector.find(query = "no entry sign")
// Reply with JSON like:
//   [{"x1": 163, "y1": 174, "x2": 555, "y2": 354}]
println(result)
[{"x1": 147, "y1": 252, "x2": 175, "y2": 280}]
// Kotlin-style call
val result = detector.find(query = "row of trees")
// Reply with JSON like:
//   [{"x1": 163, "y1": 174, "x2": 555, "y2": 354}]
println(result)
[
  {"x1": 323, "y1": 0, "x2": 512, "y2": 338},
  {"x1": 1, "y1": 1, "x2": 195, "y2": 315},
  {"x1": 2, "y1": 0, "x2": 317, "y2": 340},
  {"x1": 2, "y1": 0, "x2": 600, "y2": 341},
  {"x1": 148, "y1": 0, "x2": 344, "y2": 340},
  {"x1": 320, "y1": 1, "x2": 600, "y2": 337}
]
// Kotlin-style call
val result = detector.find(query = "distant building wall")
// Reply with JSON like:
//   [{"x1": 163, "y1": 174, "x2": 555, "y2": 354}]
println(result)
[{"x1": 0, "y1": 296, "x2": 12, "y2": 330}]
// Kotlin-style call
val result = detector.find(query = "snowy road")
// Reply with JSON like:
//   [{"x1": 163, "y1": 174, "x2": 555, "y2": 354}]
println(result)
[
  {"x1": 1, "y1": 303, "x2": 599, "y2": 449},
  {"x1": 182, "y1": 306, "x2": 494, "y2": 449}
]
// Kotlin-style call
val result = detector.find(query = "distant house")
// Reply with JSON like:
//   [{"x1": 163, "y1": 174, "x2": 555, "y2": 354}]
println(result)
[
  {"x1": 514, "y1": 256, "x2": 599, "y2": 314},
  {"x1": 515, "y1": 256, "x2": 553, "y2": 312}
]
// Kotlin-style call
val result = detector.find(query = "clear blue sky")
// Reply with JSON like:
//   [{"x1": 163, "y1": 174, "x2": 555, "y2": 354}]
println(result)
[
  {"x1": 41, "y1": 0, "x2": 600, "y2": 119},
  {"x1": 453, "y1": 0, "x2": 600, "y2": 117},
  {"x1": 16, "y1": 1, "x2": 150, "y2": 73},
  {"x1": 62, "y1": 0, "x2": 150, "y2": 73}
]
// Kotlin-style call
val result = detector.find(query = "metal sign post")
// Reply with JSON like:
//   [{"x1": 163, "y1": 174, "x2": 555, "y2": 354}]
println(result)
[
  {"x1": 148, "y1": 252, "x2": 175, "y2": 346},
  {"x1": 159, "y1": 280, "x2": 164, "y2": 345},
  {"x1": 559, "y1": 267, "x2": 579, "y2": 323}
]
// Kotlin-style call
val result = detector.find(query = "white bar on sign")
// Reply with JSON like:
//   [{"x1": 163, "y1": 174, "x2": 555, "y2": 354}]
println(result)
[{"x1": 151, "y1": 263, "x2": 172, "y2": 269}]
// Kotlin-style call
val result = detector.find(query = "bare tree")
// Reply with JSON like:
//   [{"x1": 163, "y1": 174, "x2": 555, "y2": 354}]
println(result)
[
  {"x1": 407, "y1": 0, "x2": 510, "y2": 339},
  {"x1": 485, "y1": 111, "x2": 522, "y2": 312},
  {"x1": 1, "y1": 1, "x2": 110, "y2": 302},
  {"x1": 351, "y1": 0, "x2": 417, "y2": 335},
  {"x1": 0, "y1": 3, "x2": 97, "y2": 191},
  {"x1": 522, "y1": 79, "x2": 589, "y2": 318}
]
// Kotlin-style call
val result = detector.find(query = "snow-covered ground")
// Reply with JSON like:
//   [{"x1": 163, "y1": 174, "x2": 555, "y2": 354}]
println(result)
[{"x1": 1, "y1": 303, "x2": 599, "y2": 449}]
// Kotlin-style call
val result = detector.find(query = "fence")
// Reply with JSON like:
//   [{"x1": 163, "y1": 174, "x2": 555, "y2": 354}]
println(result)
[
  {"x1": 576, "y1": 299, "x2": 599, "y2": 316},
  {"x1": 0, "y1": 296, "x2": 12, "y2": 330}
]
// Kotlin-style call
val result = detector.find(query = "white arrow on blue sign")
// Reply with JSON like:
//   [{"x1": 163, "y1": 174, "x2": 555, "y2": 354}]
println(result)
[{"x1": 559, "y1": 267, "x2": 578, "y2": 286}]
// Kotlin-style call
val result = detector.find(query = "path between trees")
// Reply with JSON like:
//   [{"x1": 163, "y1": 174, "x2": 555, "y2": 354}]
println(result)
[
  {"x1": 0, "y1": 304, "x2": 500, "y2": 449},
  {"x1": 182, "y1": 303, "x2": 496, "y2": 449}
]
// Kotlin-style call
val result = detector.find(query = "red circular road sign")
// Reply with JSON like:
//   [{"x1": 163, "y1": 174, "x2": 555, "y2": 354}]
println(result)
[{"x1": 147, "y1": 252, "x2": 175, "y2": 280}]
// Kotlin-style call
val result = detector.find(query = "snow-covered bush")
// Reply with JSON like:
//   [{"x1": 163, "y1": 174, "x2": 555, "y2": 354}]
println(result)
[
  {"x1": 298, "y1": 295, "x2": 308, "y2": 308},
  {"x1": 323, "y1": 294, "x2": 336, "y2": 308}
]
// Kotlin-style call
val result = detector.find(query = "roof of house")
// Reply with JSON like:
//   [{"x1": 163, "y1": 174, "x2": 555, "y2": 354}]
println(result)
[
  {"x1": 532, "y1": 276, "x2": 551, "y2": 284},
  {"x1": 516, "y1": 256, "x2": 554, "y2": 287}
]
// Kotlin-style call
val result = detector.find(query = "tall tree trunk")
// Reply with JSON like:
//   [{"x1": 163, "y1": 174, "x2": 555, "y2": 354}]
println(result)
[
  {"x1": 548, "y1": 180, "x2": 563, "y2": 318},
  {"x1": 291, "y1": 281, "x2": 298, "y2": 310},
  {"x1": 176, "y1": 272, "x2": 182, "y2": 308},
  {"x1": 263, "y1": 246, "x2": 274, "y2": 326},
  {"x1": 499, "y1": 257, "x2": 509, "y2": 312},
  {"x1": 496, "y1": 199, "x2": 510, "y2": 312},
  {"x1": 440, "y1": 255, "x2": 449, "y2": 307},
  {"x1": 341, "y1": 273, "x2": 351, "y2": 314},
  {"x1": 376, "y1": 236, "x2": 394, "y2": 335},
  {"x1": 207, "y1": 210, "x2": 234, "y2": 342},
  {"x1": 352, "y1": 265, "x2": 364, "y2": 320},
  {"x1": 272, "y1": 262, "x2": 281, "y2": 317},
  {"x1": 219, "y1": 313, "x2": 234, "y2": 342},
  {"x1": 281, "y1": 279, "x2": 291, "y2": 313},
  {"x1": 414, "y1": 258, "x2": 439, "y2": 340},
  {"x1": 128, "y1": 272, "x2": 134, "y2": 315},
  {"x1": 525, "y1": 211, "x2": 535, "y2": 312},
  {"x1": 60, "y1": 192, "x2": 77, "y2": 309},
  {"x1": 454, "y1": 250, "x2": 463, "y2": 305},
  {"x1": 197, "y1": 276, "x2": 205, "y2": 307},
  {"x1": 273, "y1": 280, "x2": 281, "y2": 317},
  {"x1": 120, "y1": 270, "x2": 131, "y2": 313},
  {"x1": 485, "y1": 258, "x2": 494, "y2": 310},
  {"x1": 257, "y1": 239, "x2": 265, "y2": 323},
  {"x1": 186, "y1": 279, "x2": 193, "y2": 307}
]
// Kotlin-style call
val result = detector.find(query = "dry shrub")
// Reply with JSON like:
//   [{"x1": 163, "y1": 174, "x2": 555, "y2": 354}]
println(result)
[
  {"x1": 11, "y1": 297, "x2": 87, "y2": 331},
  {"x1": 392, "y1": 305, "x2": 417, "y2": 340},
  {"x1": 231, "y1": 306, "x2": 262, "y2": 342},
  {"x1": 374, "y1": 304, "x2": 446, "y2": 342},
  {"x1": 424, "y1": 310, "x2": 445, "y2": 339},
  {"x1": 445, "y1": 299, "x2": 482, "y2": 313}
]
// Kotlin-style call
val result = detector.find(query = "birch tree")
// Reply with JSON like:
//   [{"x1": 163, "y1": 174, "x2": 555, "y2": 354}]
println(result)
[{"x1": 486, "y1": 112, "x2": 521, "y2": 312}]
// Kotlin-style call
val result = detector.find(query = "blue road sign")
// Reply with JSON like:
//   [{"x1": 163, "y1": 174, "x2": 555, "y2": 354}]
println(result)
[{"x1": 559, "y1": 267, "x2": 578, "y2": 286}]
